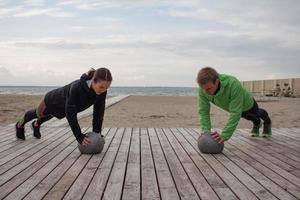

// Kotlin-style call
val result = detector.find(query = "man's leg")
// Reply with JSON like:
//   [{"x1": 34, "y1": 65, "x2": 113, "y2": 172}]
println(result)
[
  {"x1": 241, "y1": 101, "x2": 261, "y2": 137},
  {"x1": 258, "y1": 107, "x2": 272, "y2": 137}
]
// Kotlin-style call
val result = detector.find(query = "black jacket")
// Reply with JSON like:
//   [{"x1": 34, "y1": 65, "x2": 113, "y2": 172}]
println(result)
[{"x1": 44, "y1": 74, "x2": 106, "y2": 144}]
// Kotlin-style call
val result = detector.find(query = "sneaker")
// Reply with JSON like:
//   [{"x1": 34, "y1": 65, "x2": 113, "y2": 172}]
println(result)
[
  {"x1": 16, "y1": 122, "x2": 25, "y2": 140},
  {"x1": 262, "y1": 123, "x2": 272, "y2": 138},
  {"x1": 31, "y1": 120, "x2": 41, "y2": 139},
  {"x1": 250, "y1": 121, "x2": 261, "y2": 137}
]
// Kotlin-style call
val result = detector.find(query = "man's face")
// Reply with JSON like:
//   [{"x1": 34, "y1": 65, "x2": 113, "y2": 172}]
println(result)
[{"x1": 201, "y1": 80, "x2": 219, "y2": 95}]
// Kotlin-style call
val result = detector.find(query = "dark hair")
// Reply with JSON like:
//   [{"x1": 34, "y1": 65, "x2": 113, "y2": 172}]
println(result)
[
  {"x1": 86, "y1": 67, "x2": 113, "y2": 82},
  {"x1": 197, "y1": 67, "x2": 219, "y2": 86}
]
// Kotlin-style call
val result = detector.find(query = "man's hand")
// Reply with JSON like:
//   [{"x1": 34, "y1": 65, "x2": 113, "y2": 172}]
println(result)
[
  {"x1": 82, "y1": 134, "x2": 91, "y2": 146},
  {"x1": 210, "y1": 131, "x2": 225, "y2": 143}
]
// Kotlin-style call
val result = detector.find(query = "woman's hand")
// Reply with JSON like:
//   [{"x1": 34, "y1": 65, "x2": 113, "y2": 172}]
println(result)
[
  {"x1": 210, "y1": 131, "x2": 225, "y2": 143},
  {"x1": 82, "y1": 134, "x2": 91, "y2": 146}
]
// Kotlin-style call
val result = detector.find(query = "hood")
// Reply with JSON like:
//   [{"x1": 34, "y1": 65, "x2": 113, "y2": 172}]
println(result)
[
  {"x1": 213, "y1": 74, "x2": 230, "y2": 96},
  {"x1": 80, "y1": 73, "x2": 96, "y2": 97}
]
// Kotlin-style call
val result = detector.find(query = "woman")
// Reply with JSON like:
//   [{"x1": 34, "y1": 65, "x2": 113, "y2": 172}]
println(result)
[{"x1": 16, "y1": 67, "x2": 112, "y2": 145}]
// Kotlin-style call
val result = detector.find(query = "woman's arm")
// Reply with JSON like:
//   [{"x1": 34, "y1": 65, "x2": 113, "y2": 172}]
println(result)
[
  {"x1": 65, "y1": 84, "x2": 85, "y2": 144},
  {"x1": 93, "y1": 91, "x2": 107, "y2": 134}
]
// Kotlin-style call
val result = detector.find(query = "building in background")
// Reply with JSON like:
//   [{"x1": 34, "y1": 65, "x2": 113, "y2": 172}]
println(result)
[{"x1": 242, "y1": 78, "x2": 300, "y2": 97}]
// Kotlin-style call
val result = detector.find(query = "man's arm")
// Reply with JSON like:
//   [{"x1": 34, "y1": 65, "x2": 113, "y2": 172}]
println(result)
[
  {"x1": 198, "y1": 88, "x2": 211, "y2": 133},
  {"x1": 220, "y1": 82, "x2": 243, "y2": 140}
]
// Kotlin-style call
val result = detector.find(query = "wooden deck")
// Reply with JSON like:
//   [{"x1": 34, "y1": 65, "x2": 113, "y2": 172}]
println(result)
[{"x1": 0, "y1": 126, "x2": 300, "y2": 200}]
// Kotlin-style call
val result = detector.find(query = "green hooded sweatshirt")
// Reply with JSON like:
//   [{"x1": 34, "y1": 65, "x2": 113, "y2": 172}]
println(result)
[{"x1": 198, "y1": 74, "x2": 254, "y2": 140}]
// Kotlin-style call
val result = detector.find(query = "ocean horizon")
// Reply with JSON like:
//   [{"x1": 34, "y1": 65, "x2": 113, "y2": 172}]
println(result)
[{"x1": 0, "y1": 86, "x2": 198, "y2": 96}]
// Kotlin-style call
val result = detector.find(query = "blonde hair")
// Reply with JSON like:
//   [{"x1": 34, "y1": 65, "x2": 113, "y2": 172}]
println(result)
[{"x1": 197, "y1": 67, "x2": 219, "y2": 85}]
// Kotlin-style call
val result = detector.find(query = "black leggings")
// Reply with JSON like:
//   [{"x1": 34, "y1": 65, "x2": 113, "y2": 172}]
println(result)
[
  {"x1": 18, "y1": 99, "x2": 53, "y2": 127},
  {"x1": 241, "y1": 99, "x2": 271, "y2": 126}
]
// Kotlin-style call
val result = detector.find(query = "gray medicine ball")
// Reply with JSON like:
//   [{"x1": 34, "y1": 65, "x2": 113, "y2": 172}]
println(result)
[
  {"x1": 78, "y1": 132, "x2": 105, "y2": 154},
  {"x1": 197, "y1": 132, "x2": 224, "y2": 154}
]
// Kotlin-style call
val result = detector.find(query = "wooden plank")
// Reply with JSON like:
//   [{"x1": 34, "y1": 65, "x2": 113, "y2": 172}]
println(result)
[
  {"x1": 166, "y1": 128, "x2": 220, "y2": 200},
  {"x1": 82, "y1": 128, "x2": 125, "y2": 200},
  {"x1": 140, "y1": 128, "x2": 160, "y2": 200},
  {"x1": 185, "y1": 128, "x2": 259, "y2": 200},
  {"x1": 213, "y1": 154, "x2": 277, "y2": 200},
  {"x1": 0, "y1": 125, "x2": 51, "y2": 145},
  {"x1": 271, "y1": 129, "x2": 300, "y2": 149},
  {"x1": 22, "y1": 150, "x2": 81, "y2": 200},
  {"x1": 273, "y1": 128, "x2": 300, "y2": 140},
  {"x1": 232, "y1": 129, "x2": 300, "y2": 168},
  {"x1": 0, "y1": 126, "x2": 14, "y2": 137},
  {"x1": 102, "y1": 128, "x2": 132, "y2": 200},
  {"x1": 57, "y1": 128, "x2": 112, "y2": 200},
  {"x1": 122, "y1": 128, "x2": 141, "y2": 200},
  {"x1": 220, "y1": 137, "x2": 300, "y2": 199},
  {"x1": 290, "y1": 128, "x2": 300, "y2": 137},
  {"x1": 42, "y1": 150, "x2": 92, "y2": 200},
  {"x1": 176, "y1": 128, "x2": 238, "y2": 200},
  {"x1": 0, "y1": 130, "x2": 72, "y2": 187},
  {"x1": 0, "y1": 125, "x2": 14, "y2": 133},
  {"x1": 0, "y1": 134, "x2": 75, "y2": 199},
  {"x1": 4, "y1": 142, "x2": 79, "y2": 200},
  {"x1": 24, "y1": 128, "x2": 112, "y2": 200},
  {"x1": 258, "y1": 129, "x2": 300, "y2": 153},
  {"x1": 156, "y1": 128, "x2": 200, "y2": 200},
  {"x1": 238, "y1": 129, "x2": 300, "y2": 163},
  {"x1": 0, "y1": 126, "x2": 21, "y2": 143},
  {"x1": 148, "y1": 128, "x2": 180, "y2": 200},
  {"x1": 0, "y1": 126, "x2": 53, "y2": 149},
  {"x1": 222, "y1": 148, "x2": 298, "y2": 200},
  {"x1": 227, "y1": 134, "x2": 300, "y2": 188},
  {"x1": 0, "y1": 128, "x2": 69, "y2": 175},
  {"x1": 236, "y1": 130, "x2": 300, "y2": 171},
  {"x1": 0, "y1": 126, "x2": 32, "y2": 149},
  {"x1": 0, "y1": 127, "x2": 65, "y2": 160}
]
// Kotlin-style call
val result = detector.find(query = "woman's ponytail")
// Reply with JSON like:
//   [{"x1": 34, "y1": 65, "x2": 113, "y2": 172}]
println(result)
[{"x1": 86, "y1": 68, "x2": 96, "y2": 80}]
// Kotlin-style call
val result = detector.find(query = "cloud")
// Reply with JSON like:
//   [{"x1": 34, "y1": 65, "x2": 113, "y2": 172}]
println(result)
[
  {"x1": 0, "y1": 0, "x2": 299, "y2": 86},
  {"x1": 0, "y1": 6, "x2": 23, "y2": 17},
  {"x1": 0, "y1": 2, "x2": 74, "y2": 18},
  {"x1": 12, "y1": 8, "x2": 74, "y2": 17},
  {"x1": 24, "y1": 0, "x2": 46, "y2": 7},
  {"x1": 0, "y1": 67, "x2": 15, "y2": 85}
]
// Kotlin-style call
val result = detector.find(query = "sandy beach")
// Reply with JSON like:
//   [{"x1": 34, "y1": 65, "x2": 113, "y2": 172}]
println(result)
[{"x1": 1, "y1": 94, "x2": 300, "y2": 129}]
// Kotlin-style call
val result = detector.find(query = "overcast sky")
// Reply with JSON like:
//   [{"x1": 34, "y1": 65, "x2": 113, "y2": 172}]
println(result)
[{"x1": 0, "y1": 0, "x2": 300, "y2": 87}]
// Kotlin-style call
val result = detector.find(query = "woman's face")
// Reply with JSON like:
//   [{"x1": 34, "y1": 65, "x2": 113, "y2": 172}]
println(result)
[{"x1": 92, "y1": 80, "x2": 111, "y2": 95}]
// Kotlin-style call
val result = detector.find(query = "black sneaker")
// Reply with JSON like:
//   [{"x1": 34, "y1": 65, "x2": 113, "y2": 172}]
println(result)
[
  {"x1": 31, "y1": 120, "x2": 41, "y2": 139},
  {"x1": 16, "y1": 122, "x2": 25, "y2": 140}
]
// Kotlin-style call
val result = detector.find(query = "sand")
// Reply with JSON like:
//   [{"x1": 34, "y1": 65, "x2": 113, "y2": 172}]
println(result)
[
  {"x1": 0, "y1": 94, "x2": 43, "y2": 126},
  {"x1": 1, "y1": 94, "x2": 300, "y2": 129}
]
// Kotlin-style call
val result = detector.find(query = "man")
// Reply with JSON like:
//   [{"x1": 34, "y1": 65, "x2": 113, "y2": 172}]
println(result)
[{"x1": 197, "y1": 67, "x2": 271, "y2": 143}]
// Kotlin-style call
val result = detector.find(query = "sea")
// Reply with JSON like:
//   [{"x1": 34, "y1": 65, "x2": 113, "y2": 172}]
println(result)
[{"x1": 0, "y1": 86, "x2": 198, "y2": 96}]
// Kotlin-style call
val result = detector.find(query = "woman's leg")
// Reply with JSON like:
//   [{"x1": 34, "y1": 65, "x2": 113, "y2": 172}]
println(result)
[
  {"x1": 16, "y1": 109, "x2": 38, "y2": 140},
  {"x1": 16, "y1": 98, "x2": 52, "y2": 139},
  {"x1": 31, "y1": 100, "x2": 53, "y2": 138}
]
